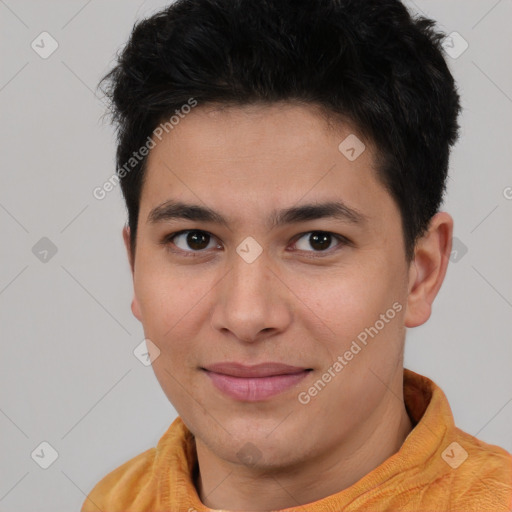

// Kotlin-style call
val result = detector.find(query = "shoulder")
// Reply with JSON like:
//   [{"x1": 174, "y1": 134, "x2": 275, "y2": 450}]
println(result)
[
  {"x1": 81, "y1": 447, "x2": 157, "y2": 512},
  {"x1": 81, "y1": 417, "x2": 190, "y2": 511},
  {"x1": 457, "y1": 427, "x2": 512, "y2": 478},
  {"x1": 446, "y1": 428, "x2": 512, "y2": 511}
]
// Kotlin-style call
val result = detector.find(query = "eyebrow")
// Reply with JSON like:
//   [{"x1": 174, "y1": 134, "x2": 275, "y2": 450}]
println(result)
[{"x1": 147, "y1": 199, "x2": 367, "y2": 228}]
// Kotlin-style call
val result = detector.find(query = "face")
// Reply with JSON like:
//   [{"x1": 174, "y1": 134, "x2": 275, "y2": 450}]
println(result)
[{"x1": 127, "y1": 102, "x2": 415, "y2": 469}]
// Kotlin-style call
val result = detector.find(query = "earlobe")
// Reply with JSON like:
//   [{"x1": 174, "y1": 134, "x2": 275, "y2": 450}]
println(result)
[
  {"x1": 404, "y1": 212, "x2": 453, "y2": 328},
  {"x1": 131, "y1": 296, "x2": 142, "y2": 322}
]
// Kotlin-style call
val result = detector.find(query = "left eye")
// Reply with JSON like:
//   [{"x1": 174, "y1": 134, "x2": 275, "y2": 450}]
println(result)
[{"x1": 293, "y1": 231, "x2": 345, "y2": 252}]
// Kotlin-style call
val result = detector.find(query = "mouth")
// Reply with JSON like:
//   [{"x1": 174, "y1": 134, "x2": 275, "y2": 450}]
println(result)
[{"x1": 201, "y1": 362, "x2": 313, "y2": 402}]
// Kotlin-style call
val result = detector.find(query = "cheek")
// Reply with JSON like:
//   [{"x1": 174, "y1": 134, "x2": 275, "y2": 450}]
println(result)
[
  {"x1": 306, "y1": 266, "x2": 397, "y2": 326},
  {"x1": 134, "y1": 250, "x2": 195, "y2": 327},
  {"x1": 302, "y1": 262, "x2": 407, "y2": 359},
  {"x1": 299, "y1": 271, "x2": 407, "y2": 413},
  {"x1": 135, "y1": 267, "x2": 205, "y2": 407},
  {"x1": 133, "y1": 255, "x2": 216, "y2": 365}
]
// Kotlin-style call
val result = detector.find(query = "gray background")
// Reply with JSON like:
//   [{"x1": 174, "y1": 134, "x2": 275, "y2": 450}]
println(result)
[{"x1": 1, "y1": 1, "x2": 511, "y2": 510}]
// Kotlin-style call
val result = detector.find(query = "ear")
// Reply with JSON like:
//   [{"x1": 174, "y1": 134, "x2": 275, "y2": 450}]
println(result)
[
  {"x1": 122, "y1": 224, "x2": 134, "y2": 274},
  {"x1": 404, "y1": 212, "x2": 453, "y2": 328},
  {"x1": 122, "y1": 225, "x2": 142, "y2": 322}
]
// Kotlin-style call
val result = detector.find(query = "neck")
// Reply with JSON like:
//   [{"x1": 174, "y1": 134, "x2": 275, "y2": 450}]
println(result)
[{"x1": 195, "y1": 384, "x2": 414, "y2": 511}]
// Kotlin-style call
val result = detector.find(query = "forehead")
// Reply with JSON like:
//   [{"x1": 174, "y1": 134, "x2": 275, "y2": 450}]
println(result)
[
  {"x1": 138, "y1": 102, "x2": 395, "y2": 229},
  {"x1": 148, "y1": 102, "x2": 371, "y2": 161}
]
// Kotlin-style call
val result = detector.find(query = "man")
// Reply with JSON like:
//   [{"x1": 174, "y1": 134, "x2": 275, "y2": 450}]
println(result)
[{"x1": 82, "y1": 0, "x2": 512, "y2": 510}]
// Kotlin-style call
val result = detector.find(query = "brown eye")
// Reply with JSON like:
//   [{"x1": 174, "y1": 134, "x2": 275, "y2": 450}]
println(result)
[
  {"x1": 294, "y1": 231, "x2": 342, "y2": 252},
  {"x1": 185, "y1": 231, "x2": 210, "y2": 250},
  {"x1": 167, "y1": 230, "x2": 218, "y2": 253}
]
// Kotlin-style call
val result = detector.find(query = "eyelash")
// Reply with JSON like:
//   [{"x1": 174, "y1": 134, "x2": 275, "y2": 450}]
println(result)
[{"x1": 160, "y1": 230, "x2": 351, "y2": 259}]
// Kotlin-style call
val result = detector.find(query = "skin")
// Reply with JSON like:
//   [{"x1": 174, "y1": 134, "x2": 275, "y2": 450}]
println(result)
[{"x1": 122, "y1": 102, "x2": 453, "y2": 511}]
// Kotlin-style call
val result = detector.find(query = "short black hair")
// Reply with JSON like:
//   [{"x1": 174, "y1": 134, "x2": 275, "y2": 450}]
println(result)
[{"x1": 99, "y1": 0, "x2": 462, "y2": 262}]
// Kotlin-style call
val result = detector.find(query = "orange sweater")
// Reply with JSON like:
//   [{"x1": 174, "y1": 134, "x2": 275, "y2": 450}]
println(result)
[{"x1": 82, "y1": 369, "x2": 512, "y2": 511}]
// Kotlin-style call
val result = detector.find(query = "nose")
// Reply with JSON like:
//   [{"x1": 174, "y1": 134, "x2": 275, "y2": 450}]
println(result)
[{"x1": 209, "y1": 249, "x2": 292, "y2": 344}]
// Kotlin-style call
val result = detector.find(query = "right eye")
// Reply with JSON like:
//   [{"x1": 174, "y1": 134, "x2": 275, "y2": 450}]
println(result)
[{"x1": 161, "y1": 230, "x2": 222, "y2": 256}]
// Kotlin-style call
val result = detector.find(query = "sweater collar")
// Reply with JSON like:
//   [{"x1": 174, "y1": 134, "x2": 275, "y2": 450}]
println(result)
[{"x1": 155, "y1": 368, "x2": 454, "y2": 511}]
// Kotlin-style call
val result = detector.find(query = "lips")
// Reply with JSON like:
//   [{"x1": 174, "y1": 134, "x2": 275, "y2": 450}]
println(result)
[
  {"x1": 203, "y1": 362, "x2": 309, "y2": 378},
  {"x1": 202, "y1": 362, "x2": 312, "y2": 401}
]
